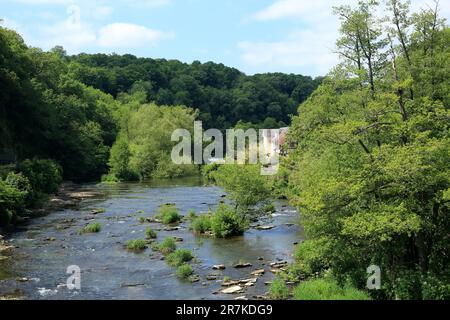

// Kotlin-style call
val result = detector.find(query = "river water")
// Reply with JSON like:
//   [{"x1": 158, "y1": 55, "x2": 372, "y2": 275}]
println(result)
[{"x1": 0, "y1": 177, "x2": 303, "y2": 300}]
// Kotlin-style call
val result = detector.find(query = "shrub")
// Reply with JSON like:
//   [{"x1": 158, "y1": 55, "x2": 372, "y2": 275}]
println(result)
[
  {"x1": 81, "y1": 222, "x2": 102, "y2": 233},
  {"x1": 167, "y1": 249, "x2": 194, "y2": 267},
  {"x1": 0, "y1": 179, "x2": 27, "y2": 226},
  {"x1": 176, "y1": 264, "x2": 194, "y2": 279},
  {"x1": 0, "y1": 165, "x2": 15, "y2": 180},
  {"x1": 201, "y1": 163, "x2": 220, "y2": 181},
  {"x1": 145, "y1": 227, "x2": 158, "y2": 239},
  {"x1": 17, "y1": 159, "x2": 62, "y2": 195},
  {"x1": 190, "y1": 214, "x2": 212, "y2": 234},
  {"x1": 294, "y1": 239, "x2": 331, "y2": 277},
  {"x1": 421, "y1": 273, "x2": 450, "y2": 300},
  {"x1": 391, "y1": 270, "x2": 423, "y2": 300},
  {"x1": 158, "y1": 237, "x2": 177, "y2": 255},
  {"x1": 293, "y1": 278, "x2": 371, "y2": 300},
  {"x1": 186, "y1": 210, "x2": 197, "y2": 221},
  {"x1": 101, "y1": 174, "x2": 119, "y2": 183},
  {"x1": 269, "y1": 278, "x2": 290, "y2": 300},
  {"x1": 263, "y1": 203, "x2": 276, "y2": 213},
  {"x1": 126, "y1": 239, "x2": 147, "y2": 251},
  {"x1": 158, "y1": 204, "x2": 181, "y2": 225},
  {"x1": 5, "y1": 172, "x2": 32, "y2": 205},
  {"x1": 210, "y1": 204, "x2": 245, "y2": 238}
]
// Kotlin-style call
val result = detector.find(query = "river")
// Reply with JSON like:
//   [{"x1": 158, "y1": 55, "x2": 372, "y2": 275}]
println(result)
[{"x1": 0, "y1": 177, "x2": 303, "y2": 300}]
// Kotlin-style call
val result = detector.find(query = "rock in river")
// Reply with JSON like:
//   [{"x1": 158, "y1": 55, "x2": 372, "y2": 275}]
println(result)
[
  {"x1": 270, "y1": 261, "x2": 288, "y2": 268},
  {"x1": 255, "y1": 225, "x2": 275, "y2": 231},
  {"x1": 212, "y1": 264, "x2": 226, "y2": 270},
  {"x1": 221, "y1": 285, "x2": 243, "y2": 294},
  {"x1": 251, "y1": 269, "x2": 265, "y2": 276},
  {"x1": 234, "y1": 262, "x2": 252, "y2": 269},
  {"x1": 222, "y1": 280, "x2": 240, "y2": 287}
]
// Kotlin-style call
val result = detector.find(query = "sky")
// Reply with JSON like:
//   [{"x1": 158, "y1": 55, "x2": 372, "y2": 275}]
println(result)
[{"x1": 1, "y1": 0, "x2": 449, "y2": 77}]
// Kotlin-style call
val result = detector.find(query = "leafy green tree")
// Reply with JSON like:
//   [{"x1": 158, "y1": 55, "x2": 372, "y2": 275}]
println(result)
[
  {"x1": 286, "y1": 0, "x2": 450, "y2": 299},
  {"x1": 212, "y1": 165, "x2": 271, "y2": 214}
]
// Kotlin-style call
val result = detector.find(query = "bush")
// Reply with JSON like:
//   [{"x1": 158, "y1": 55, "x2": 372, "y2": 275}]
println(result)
[
  {"x1": 167, "y1": 249, "x2": 194, "y2": 267},
  {"x1": 0, "y1": 165, "x2": 15, "y2": 180},
  {"x1": 126, "y1": 239, "x2": 147, "y2": 251},
  {"x1": 0, "y1": 179, "x2": 27, "y2": 226},
  {"x1": 81, "y1": 222, "x2": 102, "y2": 233},
  {"x1": 158, "y1": 237, "x2": 177, "y2": 255},
  {"x1": 293, "y1": 278, "x2": 371, "y2": 300},
  {"x1": 158, "y1": 204, "x2": 181, "y2": 225},
  {"x1": 190, "y1": 214, "x2": 212, "y2": 234},
  {"x1": 421, "y1": 274, "x2": 450, "y2": 300},
  {"x1": 210, "y1": 204, "x2": 245, "y2": 238},
  {"x1": 269, "y1": 278, "x2": 290, "y2": 300},
  {"x1": 145, "y1": 227, "x2": 158, "y2": 239},
  {"x1": 201, "y1": 163, "x2": 220, "y2": 181},
  {"x1": 176, "y1": 264, "x2": 194, "y2": 279},
  {"x1": 101, "y1": 174, "x2": 119, "y2": 183},
  {"x1": 17, "y1": 159, "x2": 62, "y2": 195},
  {"x1": 390, "y1": 270, "x2": 450, "y2": 300},
  {"x1": 263, "y1": 203, "x2": 276, "y2": 213},
  {"x1": 186, "y1": 210, "x2": 197, "y2": 221},
  {"x1": 391, "y1": 270, "x2": 423, "y2": 300},
  {"x1": 294, "y1": 239, "x2": 331, "y2": 277}
]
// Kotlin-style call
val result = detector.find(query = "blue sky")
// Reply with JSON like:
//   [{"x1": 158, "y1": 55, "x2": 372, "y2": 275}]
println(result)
[{"x1": 1, "y1": 0, "x2": 449, "y2": 77}]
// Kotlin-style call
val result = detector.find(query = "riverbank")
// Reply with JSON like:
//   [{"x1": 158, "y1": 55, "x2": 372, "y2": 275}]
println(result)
[{"x1": 0, "y1": 182, "x2": 101, "y2": 272}]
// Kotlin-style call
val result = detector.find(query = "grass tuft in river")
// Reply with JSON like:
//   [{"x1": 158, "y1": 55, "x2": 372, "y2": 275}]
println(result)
[
  {"x1": 126, "y1": 239, "x2": 147, "y2": 251},
  {"x1": 176, "y1": 264, "x2": 194, "y2": 279},
  {"x1": 145, "y1": 227, "x2": 158, "y2": 239},
  {"x1": 166, "y1": 249, "x2": 194, "y2": 267},
  {"x1": 152, "y1": 237, "x2": 177, "y2": 255},
  {"x1": 156, "y1": 204, "x2": 182, "y2": 225},
  {"x1": 80, "y1": 222, "x2": 102, "y2": 234}
]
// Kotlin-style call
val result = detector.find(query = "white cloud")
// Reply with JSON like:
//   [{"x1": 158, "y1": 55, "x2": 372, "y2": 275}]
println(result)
[
  {"x1": 33, "y1": 21, "x2": 173, "y2": 53},
  {"x1": 243, "y1": 0, "x2": 350, "y2": 75},
  {"x1": 244, "y1": 0, "x2": 450, "y2": 75},
  {"x1": 37, "y1": 19, "x2": 97, "y2": 52},
  {"x1": 98, "y1": 23, "x2": 174, "y2": 48},
  {"x1": 239, "y1": 27, "x2": 338, "y2": 76},
  {"x1": 3, "y1": 0, "x2": 174, "y2": 54}
]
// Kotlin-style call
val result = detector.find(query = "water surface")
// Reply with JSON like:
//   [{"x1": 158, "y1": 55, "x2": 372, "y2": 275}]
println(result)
[{"x1": 0, "y1": 178, "x2": 303, "y2": 300}]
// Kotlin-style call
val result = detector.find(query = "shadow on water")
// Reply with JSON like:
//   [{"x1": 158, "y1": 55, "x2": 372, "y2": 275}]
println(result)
[{"x1": 0, "y1": 177, "x2": 304, "y2": 300}]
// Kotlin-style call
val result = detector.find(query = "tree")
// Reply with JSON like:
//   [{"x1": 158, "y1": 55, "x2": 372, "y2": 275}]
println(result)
[
  {"x1": 286, "y1": 0, "x2": 450, "y2": 299},
  {"x1": 212, "y1": 165, "x2": 271, "y2": 215}
]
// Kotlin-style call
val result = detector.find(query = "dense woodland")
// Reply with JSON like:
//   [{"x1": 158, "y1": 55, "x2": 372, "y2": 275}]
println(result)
[
  {"x1": 0, "y1": 0, "x2": 449, "y2": 300},
  {"x1": 281, "y1": 0, "x2": 450, "y2": 299},
  {"x1": 0, "y1": 27, "x2": 321, "y2": 182}
]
